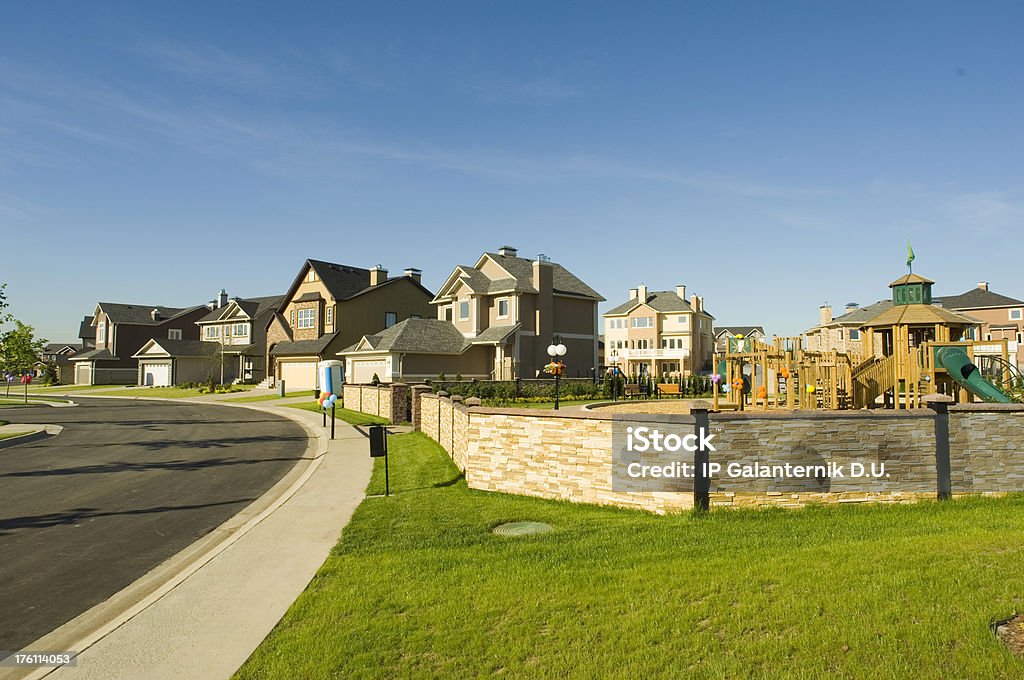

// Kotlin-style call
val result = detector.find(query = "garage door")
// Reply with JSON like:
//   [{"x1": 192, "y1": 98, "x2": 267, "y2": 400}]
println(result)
[
  {"x1": 75, "y1": 363, "x2": 92, "y2": 385},
  {"x1": 351, "y1": 359, "x2": 386, "y2": 385},
  {"x1": 279, "y1": 361, "x2": 318, "y2": 390},
  {"x1": 142, "y1": 363, "x2": 171, "y2": 387}
]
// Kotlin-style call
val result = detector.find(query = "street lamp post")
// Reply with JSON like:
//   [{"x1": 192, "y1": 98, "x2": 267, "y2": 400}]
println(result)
[
  {"x1": 609, "y1": 353, "x2": 621, "y2": 401},
  {"x1": 546, "y1": 343, "x2": 567, "y2": 410}
]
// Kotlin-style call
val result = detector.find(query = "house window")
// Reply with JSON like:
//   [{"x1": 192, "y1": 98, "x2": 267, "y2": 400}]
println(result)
[
  {"x1": 1018, "y1": 332, "x2": 1023, "y2": 344},
  {"x1": 385, "y1": 312, "x2": 397, "y2": 328},
  {"x1": 205, "y1": 326, "x2": 220, "y2": 339},
  {"x1": 307, "y1": 270, "x2": 316, "y2": 282},
  {"x1": 97, "y1": 321, "x2": 107, "y2": 346},
  {"x1": 459, "y1": 301, "x2": 470, "y2": 320},
  {"x1": 662, "y1": 339, "x2": 668, "y2": 349},
  {"x1": 326, "y1": 307, "x2": 333, "y2": 325},
  {"x1": 443, "y1": 306, "x2": 453, "y2": 322},
  {"x1": 497, "y1": 298, "x2": 509, "y2": 319},
  {"x1": 290, "y1": 310, "x2": 296, "y2": 327},
  {"x1": 850, "y1": 330, "x2": 861, "y2": 341},
  {"x1": 1011, "y1": 309, "x2": 1023, "y2": 321},
  {"x1": 168, "y1": 329, "x2": 182, "y2": 340},
  {"x1": 297, "y1": 308, "x2": 316, "y2": 329},
  {"x1": 631, "y1": 317, "x2": 653, "y2": 328},
  {"x1": 677, "y1": 316, "x2": 688, "y2": 325},
  {"x1": 234, "y1": 323, "x2": 248, "y2": 337}
]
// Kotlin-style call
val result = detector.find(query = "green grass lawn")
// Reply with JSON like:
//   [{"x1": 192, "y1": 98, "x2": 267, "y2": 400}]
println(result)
[
  {"x1": 236, "y1": 432, "x2": 1024, "y2": 678},
  {"x1": 284, "y1": 401, "x2": 388, "y2": 426},
  {"x1": 227, "y1": 390, "x2": 317, "y2": 403},
  {"x1": 26, "y1": 383, "x2": 117, "y2": 392},
  {"x1": 90, "y1": 385, "x2": 255, "y2": 398}
]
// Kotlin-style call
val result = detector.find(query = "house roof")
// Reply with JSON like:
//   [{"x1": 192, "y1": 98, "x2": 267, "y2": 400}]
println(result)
[
  {"x1": 199, "y1": 295, "x2": 286, "y2": 323},
  {"x1": 935, "y1": 287, "x2": 1024, "y2": 310},
  {"x1": 469, "y1": 324, "x2": 520, "y2": 345},
  {"x1": 133, "y1": 339, "x2": 217, "y2": 359},
  {"x1": 270, "y1": 331, "x2": 341, "y2": 357},
  {"x1": 278, "y1": 260, "x2": 433, "y2": 313},
  {"x1": 432, "y1": 253, "x2": 604, "y2": 302},
  {"x1": 714, "y1": 326, "x2": 765, "y2": 338},
  {"x1": 79, "y1": 316, "x2": 95, "y2": 340},
  {"x1": 340, "y1": 319, "x2": 472, "y2": 355},
  {"x1": 69, "y1": 348, "x2": 115, "y2": 361},
  {"x1": 43, "y1": 343, "x2": 83, "y2": 354},
  {"x1": 96, "y1": 303, "x2": 203, "y2": 325},
  {"x1": 606, "y1": 290, "x2": 713, "y2": 317}
]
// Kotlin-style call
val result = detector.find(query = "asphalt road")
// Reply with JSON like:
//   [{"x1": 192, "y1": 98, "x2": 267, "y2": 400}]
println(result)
[{"x1": 0, "y1": 398, "x2": 309, "y2": 652}]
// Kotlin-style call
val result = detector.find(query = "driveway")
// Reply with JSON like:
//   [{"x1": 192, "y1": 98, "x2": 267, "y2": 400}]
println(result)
[{"x1": 0, "y1": 398, "x2": 309, "y2": 652}]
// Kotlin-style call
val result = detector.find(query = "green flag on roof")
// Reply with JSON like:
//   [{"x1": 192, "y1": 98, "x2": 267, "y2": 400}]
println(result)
[{"x1": 906, "y1": 241, "x2": 915, "y2": 271}]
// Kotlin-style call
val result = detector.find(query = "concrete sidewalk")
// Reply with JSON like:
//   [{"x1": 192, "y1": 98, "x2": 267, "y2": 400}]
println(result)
[{"x1": 29, "y1": 402, "x2": 372, "y2": 680}]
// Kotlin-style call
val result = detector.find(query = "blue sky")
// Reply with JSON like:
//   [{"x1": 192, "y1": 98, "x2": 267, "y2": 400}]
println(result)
[{"x1": 2, "y1": 2, "x2": 1023, "y2": 343}]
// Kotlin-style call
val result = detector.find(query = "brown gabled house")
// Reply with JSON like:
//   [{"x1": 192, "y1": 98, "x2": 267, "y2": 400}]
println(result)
[
  {"x1": 69, "y1": 302, "x2": 209, "y2": 385},
  {"x1": 265, "y1": 259, "x2": 434, "y2": 390}
]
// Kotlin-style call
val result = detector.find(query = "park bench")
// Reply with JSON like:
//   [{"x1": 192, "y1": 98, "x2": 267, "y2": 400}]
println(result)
[
  {"x1": 623, "y1": 383, "x2": 643, "y2": 399},
  {"x1": 657, "y1": 383, "x2": 681, "y2": 398}
]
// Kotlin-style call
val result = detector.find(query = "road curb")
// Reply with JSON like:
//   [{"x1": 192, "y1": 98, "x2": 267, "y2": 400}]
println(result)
[
  {"x1": 6, "y1": 399, "x2": 329, "y2": 680},
  {"x1": 0, "y1": 425, "x2": 64, "y2": 450}
]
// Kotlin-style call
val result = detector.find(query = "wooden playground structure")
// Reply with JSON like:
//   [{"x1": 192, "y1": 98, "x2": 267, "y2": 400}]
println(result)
[{"x1": 714, "y1": 272, "x2": 1020, "y2": 411}]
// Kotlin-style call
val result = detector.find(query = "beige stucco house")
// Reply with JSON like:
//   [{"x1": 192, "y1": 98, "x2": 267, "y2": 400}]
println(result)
[
  {"x1": 603, "y1": 284, "x2": 715, "y2": 377},
  {"x1": 266, "y1": 259, "x2": 434, "y2": 390}
]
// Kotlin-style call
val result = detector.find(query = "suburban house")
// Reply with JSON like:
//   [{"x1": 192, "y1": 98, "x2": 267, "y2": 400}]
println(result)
[
  {"x1": 266, "y1": 260, "x2": 434, "y2": 390},
  {"x1": 714, "y1": 326, "x2": 766, "y2": 353},
  {"x1": 36, "y1": 343, "x2": 83, "y2": 383},
  {"x1": 805, "y1": 281, "x2": 1022, "y2": 367},
  {"x1": 603, "y1": 284, "x2": 715, "y2": 377},
  {"x1": 339, "y1": 246, "x2": 603, "y2": 382},
  {"x1": 804, "y1": 302, "x2": 893, "y2": 355},
  {"x1": 935, "y1": 282, "x2": 1024, "y2": 367},
  {"x1": 133, "y1": 290, "x2": 285, "y2": 386},
  {"x1": 69, "y1": 302, "x2": 209, "y2": 385}
]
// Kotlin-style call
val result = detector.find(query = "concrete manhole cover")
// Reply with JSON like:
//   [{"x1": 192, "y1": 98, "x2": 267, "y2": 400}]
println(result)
[{"x1": 492, "y1": 521, "x2": 553, "y2": 536}]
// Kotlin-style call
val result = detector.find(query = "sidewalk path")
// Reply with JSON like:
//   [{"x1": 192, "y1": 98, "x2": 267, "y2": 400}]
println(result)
[{"x1": 31, "y1": 401, "x2": 371, "y2": 680}]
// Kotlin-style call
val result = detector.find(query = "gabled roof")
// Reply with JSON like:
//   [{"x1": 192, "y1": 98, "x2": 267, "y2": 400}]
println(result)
[
  {"x1": 133, "y1": 338, "x2": 217, "y2": 359},
  {"x1": 340, "y1": 319, "x2": 472, "y2": 355},
  {"x1": 432, "y1": 252, "x2": 604, "y2": 302},
  {"x1": 95, "y1": 303, "x2": 204, "y2": 325},
  {"x1": 79, "y1": 316, "x2": 95, "y2": 340},
  {"x1": 198, "y1": 295, "x2": 286, "y2": 323},
  {"x1": 714, "y1": 326, "x2": 765, "y2": 338},
  {"x1": 269, "y1": 332, "x2": 341, "y2": 357},
  {"x1": 935, "y1": 287, "x2": 1024, "y2": 310},
  {"x1": 43, "y1": 343, "x2": 82, "y2": 354},
  {"x1": 279, "y1": 260, "x2": 433, "y2": 312},
  {"x1": 606, "y1": 290, "x2": 712, "y2": 317}
]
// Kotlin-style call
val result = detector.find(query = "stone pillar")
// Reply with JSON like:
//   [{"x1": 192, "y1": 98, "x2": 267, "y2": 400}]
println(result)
[
  {"x1": 924, "y1": 394, "x2": 954, "y2": 500},
  {"x1": 450, "y1": 395, "x2": 463, "y2": 454},
  {"x1": 690, "y1": 400, "x2": 713, "y2": 512},
  {"x1": 411, "y1": 384, "x2": 432, "y2": 430},
  {"x1": 389, "y1": 382, "x2": 410, "y2": 424},
  {"x1": 465, "y1": 397, "x2": 481, "y2": 407}
]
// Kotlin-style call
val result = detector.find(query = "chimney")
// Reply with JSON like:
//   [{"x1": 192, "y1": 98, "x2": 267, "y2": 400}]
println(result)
[
  {"x1": 676, "y1": 284, "x2": 686, "y2": 299},
  {"x1": 819, "y1": 304, "x2": 833, "y2": 326},
  {"x1": 690, "y1": 294, "x2": 701, "y2": 313},
  {"x1": 150, "y1": 308, "x2": 161, "y2": 322},
  {"x1": 218, "y1": 289, "x2": 228, "y2": 308},
  {"x1": 369, "y1": 265, "x2": 388, "y2": 286},
  {"x1": 977, "y1": 281, "x2": 989, "y2": 291},
  {"x1": 637, "y1": 284, "x2": 648, "y2": 301},
  {"x1": 497, "y1": 245, "x2": 518, "y2": 257},
  {"x1": 403, "y1": 268, "x2": 422, "y2": 283},
  {"x1": 845, "y1": 302, "x2": 859, "y2": 314},
  {"x1": 207, "y1": 300, "x2": 216, "y2": 310},
  {"x1": 629, "y1": 288, "x2": 638, "y2": 300}
]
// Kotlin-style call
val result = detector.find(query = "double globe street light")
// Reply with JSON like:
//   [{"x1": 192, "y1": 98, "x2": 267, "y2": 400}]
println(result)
[{"x1": 545, "y1": 343, "x2": 567, "y2": 410}]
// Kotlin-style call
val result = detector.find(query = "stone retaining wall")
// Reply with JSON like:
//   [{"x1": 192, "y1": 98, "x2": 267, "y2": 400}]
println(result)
[
  {"x1": 341, "y1": 383, "x2": 410, "y2": 424},
  {"x1": 358, "y1": 388, "x2": 1024, "y2": 512}
]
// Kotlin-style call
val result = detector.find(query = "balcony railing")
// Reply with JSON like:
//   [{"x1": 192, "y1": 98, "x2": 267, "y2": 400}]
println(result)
[{"x1": 609, "y1": 348, "x2": 690, "y2": 361}]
